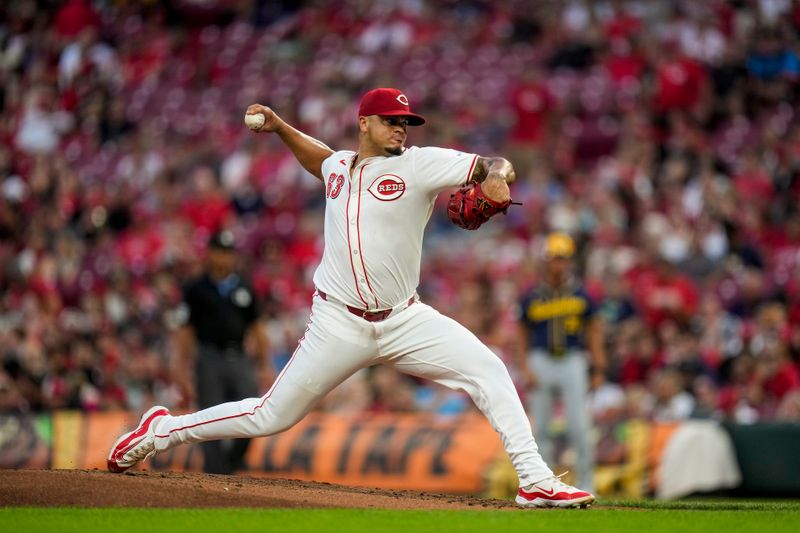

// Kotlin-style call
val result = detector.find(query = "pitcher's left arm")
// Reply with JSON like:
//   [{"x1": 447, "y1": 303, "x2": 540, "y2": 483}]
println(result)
[{"x1": 470, "y1": 156, "x2": 516, "y2": 203}]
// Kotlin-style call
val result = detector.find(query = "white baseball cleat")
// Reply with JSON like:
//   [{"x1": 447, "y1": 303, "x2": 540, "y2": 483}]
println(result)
[
  {"x1": 516, "y1": 473, "x2": 596, "y2": 508},
  {"x1": 107, "y1": 406, "x2": 170, "y2": 473}
]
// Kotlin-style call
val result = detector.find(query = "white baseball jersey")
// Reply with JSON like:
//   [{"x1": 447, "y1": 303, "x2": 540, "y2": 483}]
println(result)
[{"x1": 313, "y1": 146, "x2": 478, "y2": 310}]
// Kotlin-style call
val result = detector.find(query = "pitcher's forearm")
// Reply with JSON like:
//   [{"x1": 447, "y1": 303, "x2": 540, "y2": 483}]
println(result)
[
  {"x1": 472, "y1": 156, "x2": 516, "y2": 202},
  {"x1": 246, "y1": 103, "x2": 334, "y2": 181},
  {"x1": 472, "y1": 157, "x2": 517, "y2": 184},
  {"x1": 273, "y1": 121, "x2": 333, "y2": 181}
]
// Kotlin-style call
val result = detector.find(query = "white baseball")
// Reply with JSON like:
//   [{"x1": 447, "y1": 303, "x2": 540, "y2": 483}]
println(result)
[{"x1": 244, "y1": 112, "x2": 265, "y2": 130}]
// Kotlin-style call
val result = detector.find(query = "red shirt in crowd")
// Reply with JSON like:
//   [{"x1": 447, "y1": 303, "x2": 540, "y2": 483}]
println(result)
[
  {"x1": 654, "y1": 56, "x2": 708, "y2": 112},
  {"x1": 604, "y1": 11, "x2": 642, "y2": 41},
  {"x1": 604, "y1": 50, "x2": 647, "y2": 88},
  {"x1": 508, "y1": 81, "x2": 554, "y2": 146},
  {"x1": 619, "y1": 353, "x2": 664, "y2": 386},
  {"x1": 763, "y1": 362, "x2": 800, "y2": 401},
  {"x1": 54, "y1": 0, "x2": 100, "y2": 38},
  {"x1": 733, "y1": 167, "x2": 775, "y2": 207},
  {"x1": 179, "y1": 195, "x2": 232, "y2": 235},
  {"x1": 628, "y1": 266, "x2": 700, "y2": 328},
  {"x1": 115, "y1": 224, "x2": 167, "y2": 273}
]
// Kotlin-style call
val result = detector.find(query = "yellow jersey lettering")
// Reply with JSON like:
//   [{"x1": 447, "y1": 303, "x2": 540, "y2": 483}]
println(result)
[
  {"x1": 527, "y1": 297, "x2": 587, "y2": 321},
  {"x1": 565, "y1": 315, "x2": 582, "y2": 333}
]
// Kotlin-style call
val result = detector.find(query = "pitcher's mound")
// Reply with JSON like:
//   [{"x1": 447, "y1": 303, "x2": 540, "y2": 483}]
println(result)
[{"x1": 0, "y1": 469, "x2": 519, "y2": 510}]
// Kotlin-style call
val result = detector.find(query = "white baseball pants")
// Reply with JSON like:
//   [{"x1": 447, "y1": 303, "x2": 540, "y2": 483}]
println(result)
[{"x1": 154, "y1": 293, "x2": 553, "y2": 486}]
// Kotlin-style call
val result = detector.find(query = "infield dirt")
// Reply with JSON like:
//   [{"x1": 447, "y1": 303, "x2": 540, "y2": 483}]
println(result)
[{"x1": 1, "y1": 469, "x2": 522, "y2": 510}]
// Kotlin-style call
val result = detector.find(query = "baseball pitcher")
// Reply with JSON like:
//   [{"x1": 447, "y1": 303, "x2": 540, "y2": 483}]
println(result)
[{"x1": 107, "y1": 88, "x2": 594, "y2": 508}]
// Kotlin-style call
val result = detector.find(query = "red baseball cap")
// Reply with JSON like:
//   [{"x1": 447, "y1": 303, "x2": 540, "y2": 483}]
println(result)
[{"x1": 358, "y1": 88, "x2": 426, "y2": 126}]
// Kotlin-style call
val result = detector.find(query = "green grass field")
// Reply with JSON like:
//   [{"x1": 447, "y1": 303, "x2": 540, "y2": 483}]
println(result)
[{"x1": 2, "y1": 500, "x2": 798, "y2": 533}]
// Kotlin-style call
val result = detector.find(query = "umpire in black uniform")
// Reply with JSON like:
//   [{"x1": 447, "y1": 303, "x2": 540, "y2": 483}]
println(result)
[{"x1": 175, "y1": 230, "x2": 269, "y2": 474}]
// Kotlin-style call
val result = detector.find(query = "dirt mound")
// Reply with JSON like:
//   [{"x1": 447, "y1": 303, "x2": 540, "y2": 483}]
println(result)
[{"x1": 0, "y1": 469, "x2": 521, "y2": 510}]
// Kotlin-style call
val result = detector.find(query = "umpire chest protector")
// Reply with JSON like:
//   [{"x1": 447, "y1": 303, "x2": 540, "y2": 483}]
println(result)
[{"x1": 182, "y1": 274, "x2": 258, "y2": 350}]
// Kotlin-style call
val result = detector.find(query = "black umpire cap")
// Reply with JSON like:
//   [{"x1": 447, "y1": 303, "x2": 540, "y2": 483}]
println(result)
[{"x1": 208, "y1": 230, "x2": 236, "y2": 251}]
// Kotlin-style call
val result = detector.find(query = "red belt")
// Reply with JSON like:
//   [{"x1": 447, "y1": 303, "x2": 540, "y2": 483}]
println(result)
[{"x1": 317, "y1": 290, "x2": 414, "y2": 322}]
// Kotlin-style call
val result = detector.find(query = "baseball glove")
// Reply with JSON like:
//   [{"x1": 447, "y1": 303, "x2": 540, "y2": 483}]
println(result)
[{"x1": 447, "y1": 181, "x2": 514, "y2": 230}]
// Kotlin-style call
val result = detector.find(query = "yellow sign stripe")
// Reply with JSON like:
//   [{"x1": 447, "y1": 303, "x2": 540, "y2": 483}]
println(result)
[{"x1": 52, "y1": 411, "x2": 83, "y2": 469}]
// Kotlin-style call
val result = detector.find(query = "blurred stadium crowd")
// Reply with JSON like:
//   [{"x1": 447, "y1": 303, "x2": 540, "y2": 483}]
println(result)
[{"x1": 1, "y1": 0, "x2": 800, "y2": 431}]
